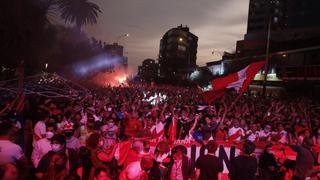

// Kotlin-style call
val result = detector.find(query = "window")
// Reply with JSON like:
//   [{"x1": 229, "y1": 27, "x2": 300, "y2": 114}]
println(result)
[{"x1": 178, "y1": 45, "x2": 186, "y2": 51}]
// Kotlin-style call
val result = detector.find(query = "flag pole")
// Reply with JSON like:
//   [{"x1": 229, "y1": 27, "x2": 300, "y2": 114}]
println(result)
[
  {"x1": 262, "y1": 16, "x2": 272, "y2": 97},
  {"x1": 217, "y1": 92, "x2": 242, "y2": 130}
]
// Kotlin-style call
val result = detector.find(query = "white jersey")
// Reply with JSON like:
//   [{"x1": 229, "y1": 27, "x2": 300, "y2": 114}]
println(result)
[
  {"x1": 228, "y1": 127, "x2": 244, "y2": 142},
  {"x1": 246, "y1": 130, "x2": 259, "y2": 142},
  {"x1": 0, "y1": 140, "x2": 24, "y2": 165},
  {"x1": 34, "y1": 121, "x2": 46, "y2": 139},
  {"x1": 31, "y1": 138, "x2": 52, "y2": 167}
]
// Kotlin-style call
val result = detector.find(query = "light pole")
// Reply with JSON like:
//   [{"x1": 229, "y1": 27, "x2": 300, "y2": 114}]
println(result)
[{"x1": 262, "y1": 16, "x2": 272, "y2": 97}]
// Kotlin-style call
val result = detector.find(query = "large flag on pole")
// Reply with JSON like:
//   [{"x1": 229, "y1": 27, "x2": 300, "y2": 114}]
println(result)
[{"x1": 203, "y1": 60, "x2": 266, "y2": 103}]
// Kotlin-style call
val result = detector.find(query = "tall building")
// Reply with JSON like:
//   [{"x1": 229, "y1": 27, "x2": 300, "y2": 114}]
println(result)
[
  {"x1": 138, "y1": 59, "x2": 159, "y2": 82},
  {"x1": 104, "y1": 43, "x2": 128, "y2": 69},
  {"x1": 246, "y1": 0, "x2": 320, "y2": 38},
  {"x1": 246, "y1": 0, "x2": 288, "y2": 37},
  {"x1": 158, "y1": 25, "x2": 198, "y2": 80},
  {"x1": 237, "y1": 0, "x2": 320, "y2": 57},
  {"x1": 105, "y1": 43, "x2": 124, "y2": 56},
  {"x1": 229, "y1": 0, "x2": 320, "y2": 92}
]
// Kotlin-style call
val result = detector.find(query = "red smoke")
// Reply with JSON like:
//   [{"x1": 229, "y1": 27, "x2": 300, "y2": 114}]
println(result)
[{"x1": 91, "y1": 66, "x2": 133, "y2": 87}]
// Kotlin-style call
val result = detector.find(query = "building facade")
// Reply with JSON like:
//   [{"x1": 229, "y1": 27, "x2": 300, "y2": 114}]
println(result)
[
  {"x1": 237, "y1": 0, "x2": 320, "y2": 57},
  {"x1": 232, "y1": 0, "x2": 320, "y2": 80},
  {"x1": 158, "y1": 25, "x2": 198, "y2": 81},
  {"x1": 104, "y1": 43, "x2": 128, "y2": 69},
  {"x1": 138, "y1": 59, "x2": 159, "y2": 82}
]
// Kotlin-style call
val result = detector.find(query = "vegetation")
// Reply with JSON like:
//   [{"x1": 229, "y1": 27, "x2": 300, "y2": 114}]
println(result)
[{"x1": 0, "y1": 0, "x2": 102, "y2": 79}]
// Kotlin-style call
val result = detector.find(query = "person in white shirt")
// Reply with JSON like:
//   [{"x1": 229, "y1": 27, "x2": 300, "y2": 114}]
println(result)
[
  {"x1": 228, "y1": 120, "x2": 244, "y2": 142},
  {"x1": 277, "y1": 124, "x2": 288, "y2": 144},
  {"x1": 64, "y1": 126, "x2": 81, "y2": 151},
  {"x1": 33, "y1": 112, "x2": 49, "y2": 143},
  {"x1": 245, "y1": 123, "x2": 259, "y2": 142},
  {"x1": 0, "y1": 121, "x2": 29, "y2": 178},
  {"x1": 0, "y1": 122, "x2": 26, "y2": 165},
  {"x1": 31, "y1": 123, "x2": 56, "y2": 167},
  {"x1": 270, "y1": 123, "x2": 288, "y2": 144},
  {"x1": 258, "y1": 124, "x2": 272, "y2": 142},
  {"x1": 101, "y1": 118, "x2": 118, "y2": 148},
  {"x1": 119, "y1": 155, "x2": 154, "y2": 180}
]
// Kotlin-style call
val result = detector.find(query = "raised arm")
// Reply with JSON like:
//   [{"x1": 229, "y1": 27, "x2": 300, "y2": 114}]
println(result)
[{"x1": 189, "y1": 113, "x2": 201, "y2": 135}]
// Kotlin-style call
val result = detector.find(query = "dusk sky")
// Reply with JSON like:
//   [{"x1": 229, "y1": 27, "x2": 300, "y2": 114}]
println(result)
[{"x1": 83, "y1": 0, "x2": 250, "y2": 74}]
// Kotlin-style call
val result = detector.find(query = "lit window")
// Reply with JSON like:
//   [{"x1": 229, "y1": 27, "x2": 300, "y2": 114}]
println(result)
[{"x1": 178, "y1": 45, "x2": 186, "y2": 51}]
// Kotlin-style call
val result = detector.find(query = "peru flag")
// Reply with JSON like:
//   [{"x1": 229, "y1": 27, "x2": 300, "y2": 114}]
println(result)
[{"x1": 203, "y1": 60, "x2": 266, "y2": 103}]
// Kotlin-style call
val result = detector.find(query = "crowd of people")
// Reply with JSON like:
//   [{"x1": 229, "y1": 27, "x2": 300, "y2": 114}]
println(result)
[{"x1": 0, "y1": 83, "x2": 320, "y2": 180}]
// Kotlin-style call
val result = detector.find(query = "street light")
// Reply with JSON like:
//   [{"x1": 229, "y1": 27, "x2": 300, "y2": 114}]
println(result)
[
  {"x1": 116, "y1": 33, "x2": 130, "y2": 44},
  {"x1": 179, "y1": 37, "x2": 183, "y2": 42}
]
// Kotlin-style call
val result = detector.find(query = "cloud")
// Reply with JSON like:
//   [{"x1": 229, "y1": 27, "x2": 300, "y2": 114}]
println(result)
[{"x1": 84, "y1": 0, "x2": 249, "y2": 73}]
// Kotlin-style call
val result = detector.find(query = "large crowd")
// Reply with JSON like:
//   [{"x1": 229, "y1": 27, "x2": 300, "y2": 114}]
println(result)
[{"x1": 0, "y1": 84, "x2": 320, "y2": 180}]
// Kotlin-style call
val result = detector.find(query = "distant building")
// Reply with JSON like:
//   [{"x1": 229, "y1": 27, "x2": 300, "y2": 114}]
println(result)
[
  {"x1": 158, "y1": 25, "x2": 198, "y2": 81},
  {"x1": 138, "y1": 59, "x2": 159, "y2": 82},
  {"x1": 104, "y1": 43, "x2": 128, "y2": 69},
  {"x1": 230, "y1": 0, "x2": 320, "y2": 82},
  {"x1": 246, "y1": 0, "x2": 320, "y2": 38},
  {"x1": 246, "y1": 0, "x2": 288, "y2": 38},
  {"x1": 206, "y1": 60, "x2": 224, "y2": 76},
  {"x1": 237, "y1": 0, "x2": 320, "y2": 57}
]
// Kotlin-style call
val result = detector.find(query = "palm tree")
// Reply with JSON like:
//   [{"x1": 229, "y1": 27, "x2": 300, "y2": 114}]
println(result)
[{"x1": 58, "y1": 0, "x2": 102, "y2": 30}]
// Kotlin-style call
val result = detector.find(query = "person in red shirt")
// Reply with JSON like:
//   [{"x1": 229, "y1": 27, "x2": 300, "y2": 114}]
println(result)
[{"x1": 124, "y1": 111, "x2": 143, "y2": 138}]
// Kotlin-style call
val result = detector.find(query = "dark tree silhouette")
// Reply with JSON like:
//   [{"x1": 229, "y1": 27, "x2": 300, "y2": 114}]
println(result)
[
  {"x1": 58, "y1": 0, "x2": 102, "y2": 30},
  {"x1": 0, "y1": 0, "x2": 58, "y2": 75},
  {"x1": 0, "y1": 0, "x2": 103, "y2": 79}
]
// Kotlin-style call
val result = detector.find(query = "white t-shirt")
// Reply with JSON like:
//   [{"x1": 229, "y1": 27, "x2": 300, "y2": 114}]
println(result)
[
  {"x1": 246, "y1": 130, "x2": 259, "y2": 142},
  {"x1": 228, "y1": 127, "x2": 244, "y2": 142},
  {"x1": 31, "y1": 138, "x2": 52, "y2": 167},
  {"x1": 34, "y1": 121, "x2": 46, "y2": 139},
  {"x1": 0, "y1": 140, "x2": 24, "y2": 165},
  {"x1": 66, "y1": 136, "x2": 81, "y2": 151},
  {"x1": 278, "y1": 130, "x2": 288, "y2": 144},
  {"x1": 258, "y1": 130, "x2": 271, "y2": 139}
]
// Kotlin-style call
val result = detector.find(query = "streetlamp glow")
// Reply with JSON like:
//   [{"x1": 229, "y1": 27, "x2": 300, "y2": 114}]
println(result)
[
  {"x1": 116, "y1": 33, "x2": 130, "y2": 44},
  {"x1": 179, "y1": 37, "x2": 183, "y2": 42}
]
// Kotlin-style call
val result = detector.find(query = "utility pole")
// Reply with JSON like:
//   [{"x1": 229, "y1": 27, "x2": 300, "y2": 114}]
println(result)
[{"x1": 262, "y1": 16, "x2": 272, "y2": 97}]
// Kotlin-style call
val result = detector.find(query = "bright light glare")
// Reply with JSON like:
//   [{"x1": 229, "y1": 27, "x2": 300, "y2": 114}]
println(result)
[
  {"x1": 190, "y1": 70, "x2": 200, "y2": 80},
  {"x1": 117, "y1": 76, "x2": 127, "y2": 84},
  {"x1": 142, "y1": 91, "x2": 167, "y2": 105}
]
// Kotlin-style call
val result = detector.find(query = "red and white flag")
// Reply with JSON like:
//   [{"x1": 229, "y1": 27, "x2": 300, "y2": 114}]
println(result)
[
  {"x1": 203, "y1": 60, "x2": 266, "y2": 103},
  {"x1": 167, "y1": 118, "x2": 177, "y2": 142},
  {"x1": 151, "y1": 122, "x2": 165, "y2": 139}
]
